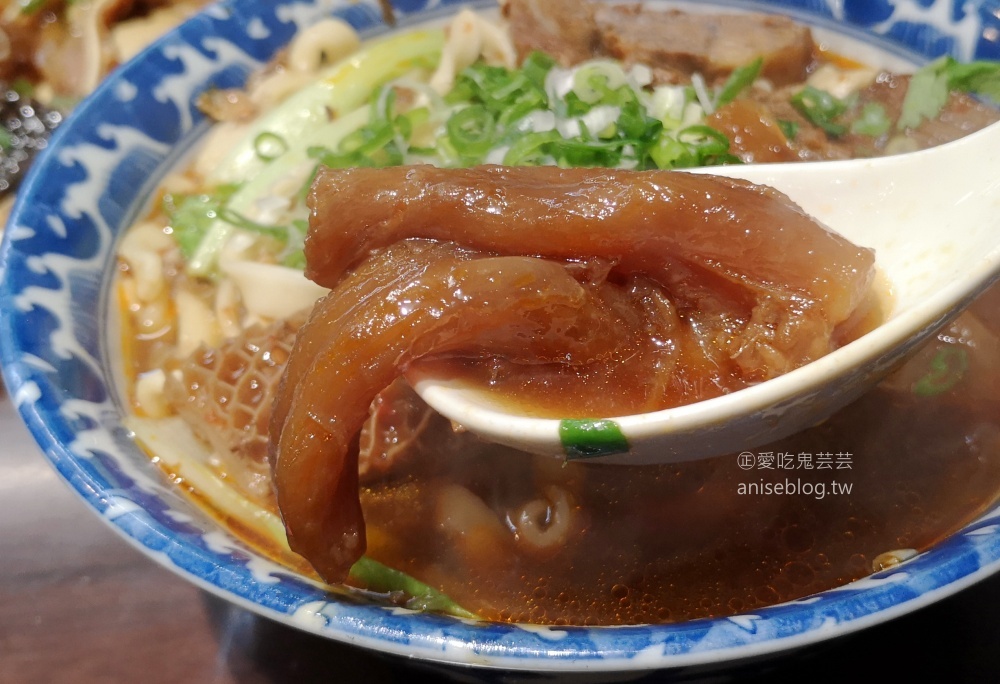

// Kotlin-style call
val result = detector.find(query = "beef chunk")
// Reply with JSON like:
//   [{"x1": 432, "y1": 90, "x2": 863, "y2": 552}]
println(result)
[
  {"x1": 596, "y1": 6, "x2": 815, "y2": 86},
  {"x1": 505, "y1": 0, "x2": 599, "y2": 66},
  {"x1": 503, "y1": 0, "x2": 816, "y2": 85}
]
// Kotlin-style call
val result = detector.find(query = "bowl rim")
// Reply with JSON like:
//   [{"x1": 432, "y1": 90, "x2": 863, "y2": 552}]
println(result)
[{"x1": 3, "y1": 0, "x2": 1000, "y2": 672}]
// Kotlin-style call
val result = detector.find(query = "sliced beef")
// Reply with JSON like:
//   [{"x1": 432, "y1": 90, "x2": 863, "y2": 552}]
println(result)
[
  {"x1": 504, "y1": 0, "x2": 599, "y2": 66},
  {"x1": 595, "y1": 6, "x2": 815, "y2": 87},
  {"x1": 503, "y1": 0, "x2": 816, "y2": 85}
]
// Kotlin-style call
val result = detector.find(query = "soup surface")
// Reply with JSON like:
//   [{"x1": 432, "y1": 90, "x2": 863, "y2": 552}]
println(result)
[{"x1": 118, "y1": 1, "x2": 1000, "y2": 625}]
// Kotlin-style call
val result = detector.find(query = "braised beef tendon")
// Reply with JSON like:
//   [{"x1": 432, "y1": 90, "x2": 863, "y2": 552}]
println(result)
[
  {"x1": 267, "y1": 166, "x2": 881, "y2": 580},
  {"x1": 268, "y1": 240, "x2": 630, "y2": 582},
  {"x1": 306, "y1": 165, "x2": 876, "y2": 388}
]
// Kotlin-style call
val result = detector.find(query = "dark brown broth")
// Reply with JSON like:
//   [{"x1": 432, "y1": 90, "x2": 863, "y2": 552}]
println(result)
[{"x1": 357, "y1": 286, "x2": 1000, "y2": 624}]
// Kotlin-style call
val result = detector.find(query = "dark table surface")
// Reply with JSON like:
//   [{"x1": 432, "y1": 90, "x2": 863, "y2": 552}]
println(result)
[{"x1": 3, "y1": 388, "x2": 1000, "y2": 684}]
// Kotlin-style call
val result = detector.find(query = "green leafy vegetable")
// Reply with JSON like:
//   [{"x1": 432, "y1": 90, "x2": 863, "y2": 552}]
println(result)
[
  {"x1": 913, "y1": 347, "x2": 969, "y2": 396},
  {"x1": 898, "y1": 61, "x2": 951, "y2": 131},
  {"x1": 715, "y1": 58, "x2": 763, "y2": 109},
  {"x1": 899, "y1": 56, "x2": 1000, "y2": 130},
  {"x1": 791, "y1": 85, "x2": 848, "y2": 136},
  {"x1": 348, "y1": 557, "x2": 477, "y2": 618},
  {"x1": 0, "y1": 128, "x2": 12, "y2": 152}
]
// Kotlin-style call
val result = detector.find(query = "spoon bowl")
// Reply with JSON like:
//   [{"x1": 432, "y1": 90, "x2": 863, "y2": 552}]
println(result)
[{"x1": 411, "y1": 120, "x2": 1000, "y2": 465}]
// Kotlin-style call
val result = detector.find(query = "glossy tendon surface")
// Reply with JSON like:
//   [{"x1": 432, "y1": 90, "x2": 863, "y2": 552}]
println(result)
[
  {"x1": 307, "y1": 165, "x2": 877, "y2": 414},
  {"x1": 269, "y1": 239, "x2": 625, "y2": 581}
]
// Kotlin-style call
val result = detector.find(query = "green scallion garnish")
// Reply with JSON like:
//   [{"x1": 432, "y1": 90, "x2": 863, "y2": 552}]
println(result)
[
  {"x1": 850, "y1": 102, "x2": 891, "y2": 137},
  {"x1": 913, "y1": 347, "x2": 969, "y2": 396},
  {"x1": 791, "y1": 85, "x2": 849, "y2": 136},
  {"x1": 715, "y1": 58, "x2": 763, "y2": 109},
  {"x1": 252, "y1": 132, "x2": 289, "y2": 162}
]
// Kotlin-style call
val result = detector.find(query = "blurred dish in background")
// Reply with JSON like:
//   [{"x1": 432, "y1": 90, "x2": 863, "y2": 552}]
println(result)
[{"x1": 0, "y1": 0, "x2": 212, "y2": 223}]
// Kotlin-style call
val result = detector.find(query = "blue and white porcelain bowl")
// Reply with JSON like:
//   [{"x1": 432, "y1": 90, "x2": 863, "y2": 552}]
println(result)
[{"x1": 2, "y1": 0, "x2": 1000, "y2": 676}]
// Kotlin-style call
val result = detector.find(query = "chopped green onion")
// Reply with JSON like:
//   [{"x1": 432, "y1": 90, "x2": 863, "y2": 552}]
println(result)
[
  {"x1": 850, "y1": 102, "x2": 891, "y2": 137},
  {"x1": 446, "y1": 105, "x2": 497, "y2": 158},
  {"x1": 715, "y1": 58, "x2": 763, "y2": 109},
  {"x1": 0, "y1": 128, "x2": 12, "y2": 152},
  {"x1": 216, "y1": 208, "x2": 291, "y2": 242},
  {"x1": 649, "y1": 124, "x2": 737, "y2": 169},
  {"x1": 777, "y1": 118, "x2": 799, "y2": 140},
  {"x1": 304, "y1": 83, "x2": 425, "y2": 168},
  {"x1": 253, "y1": 132, "x2": 289, "y2": 162},
  {"x1": 678, "y1": 125, "x2": 731, "y2": 155},
  {"x1": 299, "y1": 50, "x2": 733, "y2": 171},
  {"x1": 164, "y1": 186, "x2": 238, "y2": 260},
  {"x1": 520, "y1": 51, "x2": 556, "y2": 88},
  {"x1": 650, "y1": 134, "x2": 693, "y2": 169},
  {"x1": 165, "y1": 186, "x2": 307, "y2": 274},
  {"x1": 502, "y1": 130, "x2": 560, "y2": 165},
  {"x1": 341, "y1": 120, "x2": 397, "y2": 156},
  {"x1": 572, "y1": 61, "x2": 628, "y2": 104},
  {"x1": 913, "y1": 347, "x2": 968, "y2": 396},
  {"x1": 560, "y1": 419, "x2": 630, "y2": 459},
  {"x1": 791, "y1": 85, "x2": 848, "y2": 136},
  {"x1": 128, "y1": 416, "x2": 474, "y2": 620}
]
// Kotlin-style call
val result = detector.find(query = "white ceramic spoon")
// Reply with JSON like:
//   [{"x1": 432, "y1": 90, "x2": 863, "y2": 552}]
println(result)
[{"x1": 409, "y1": 121, "x2": 1000, "y2": 465}]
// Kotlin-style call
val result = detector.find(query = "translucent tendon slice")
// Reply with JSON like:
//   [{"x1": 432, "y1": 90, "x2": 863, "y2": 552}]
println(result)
[
  {"x1": 305, "y1": 164, "x2": 877, "y2": 379},
  {"x1": 305, "y1": 165, "x2": 874, "y2": 322},
  {"x1": 268, "y1": 239, "x2": 626, "y2": 582}
]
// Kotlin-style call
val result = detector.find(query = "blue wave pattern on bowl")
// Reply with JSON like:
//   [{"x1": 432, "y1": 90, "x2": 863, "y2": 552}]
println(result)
[{"x1": 2, "y1": 0, "x2": 1000, "y2": 673}]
